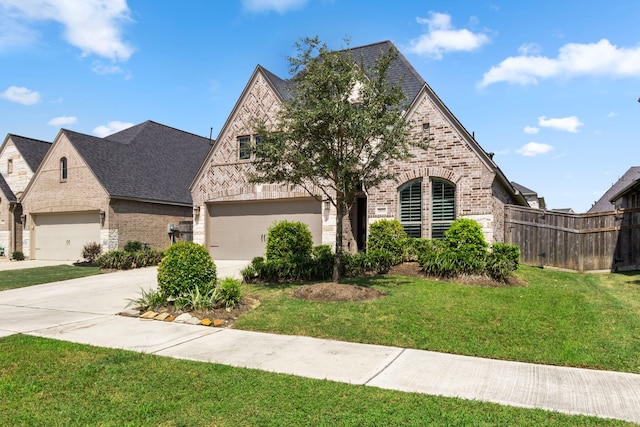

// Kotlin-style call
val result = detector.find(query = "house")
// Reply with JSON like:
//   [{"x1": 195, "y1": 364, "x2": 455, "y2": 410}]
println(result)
[
  {"x1": 20, "y1": 121, "x2": 212, "y2": 260},
  {"x1": 190, "y1": 40, "x2": 528, "y2": 260},
  {"x1": 511, "y1": 182, "x2": 546, "y2": 210},
  {"x1": 0, "y1": 134, "x2": 51, "y2": 257},
  {"x1": 588, "y1": 167, "x2": 640, "y2": 213},
  {"x1": 609, "y1": 178, "x2": 640, "y2": 210}
]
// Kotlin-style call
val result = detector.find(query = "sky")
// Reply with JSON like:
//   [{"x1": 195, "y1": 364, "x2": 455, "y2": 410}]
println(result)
[{"x1": 0, "y1": 0, "x2": 638, "y2": 213}]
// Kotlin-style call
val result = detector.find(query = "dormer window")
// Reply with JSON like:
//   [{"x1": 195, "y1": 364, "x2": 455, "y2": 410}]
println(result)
[{"x1": 60, "y1": 157, "x2": 68, "y2": 181}]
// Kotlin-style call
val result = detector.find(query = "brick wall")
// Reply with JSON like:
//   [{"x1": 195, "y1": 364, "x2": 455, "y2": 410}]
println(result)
[{"x1": 109, "y1": 199, "x2": 192, "y2": 250}]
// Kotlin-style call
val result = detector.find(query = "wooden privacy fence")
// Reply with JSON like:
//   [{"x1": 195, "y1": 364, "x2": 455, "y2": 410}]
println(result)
[{"x1": 504, "y1": 205, "x2": 640, "y2": 272}]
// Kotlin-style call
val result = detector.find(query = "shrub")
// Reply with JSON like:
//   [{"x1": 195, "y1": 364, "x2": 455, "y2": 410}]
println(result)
[
  {"x1": 174, "y1": 285, "x2": 218, "y2": 311},
  {"x1": 486, "y1": 243, "x2": 520, "y2": 282},
  {"x1": 95, "y1": 250, "x2": 163, "y2": 270},
  {"x1": 217, "y1": 278, "x2": 242, "y2": 308},
  {"x1": 265, "y1": 220, "x2": 313, "y2": 261},
  {"x1": 11, "y1": 251, "x2": 24, "y2": 261},
  {"x1": 81, "y1": 242, "x2": 102, "y2": 263},
  {"x1": 367, "y1": 219, "x2": 407, "y2": 263},
  {"x1": 311, "y1": 244, "x2": 334, "y2": 279},
  {"x1": 157, "y1": 242, "x2": 216, "y2": 299},
  {"x1": 124, "y1": 241, "x2": 143, "y2": 252},
  {"x1": 366, "y1": 249, "x2": 396, "y2": 274},
  {"x1": 127, "y1": 287, "x2": 166, "y2": 311},
  {"x1": 443, "y1": 218, "x2": 488, "y2": 257},
  {"x1": 402, "y1": 237, "x2": 432, "y2": 262},
  {"x1": 341, "y1": 252, "x2": 370, "y2": 277}
]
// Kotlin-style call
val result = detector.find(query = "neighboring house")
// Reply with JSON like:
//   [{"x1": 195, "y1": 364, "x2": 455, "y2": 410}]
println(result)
[
  {"x1": 588, "y1": 167, "x2": 640, "y2": 213},
  {"x1": 609, "y1": 178, "x2": 640, "y2": 210},
  {"x1": 190, "y1": 40, "x2": 528, "y2": 260},
  {"x1": 0, "y1": 134, "x2": 51, "y2": 257},
  {"x1": 511, "y1": 182, "x2": 546, "y2": 210},
  {"x1": 20, "y1": 121, "x2": 212, "y2": 261}
]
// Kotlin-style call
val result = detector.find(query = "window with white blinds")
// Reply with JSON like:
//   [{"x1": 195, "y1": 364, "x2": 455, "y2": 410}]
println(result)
[
  {"x1": 399, "y1": 180, "x2": 422, "y2": 238},
  {"x1": 431, "y1": 179, "x2": 455, "y2": 239}
]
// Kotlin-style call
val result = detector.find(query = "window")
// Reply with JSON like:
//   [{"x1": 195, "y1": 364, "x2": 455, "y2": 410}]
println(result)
[
  {"x1": 431, "y1": 179, "x2": 455, "y2": 239},
  {"x1": 7, "y1": 159, "x2": 12, "y2": 174},
  {"x1": 60, "y1": 157, "x2": 68, "y2": 181},
  {"x1": 238, "y1": 135, "x2": 264, "y2": 160},
  {"x1": 238, "y1": 137, "x2": 251, "y2": 160},
  {"x1": 399, "y1": 180, "x2": 422, "y2": 238},
  {"x1": 422, "y1": 122, "x2": 430, "y2": 143}
]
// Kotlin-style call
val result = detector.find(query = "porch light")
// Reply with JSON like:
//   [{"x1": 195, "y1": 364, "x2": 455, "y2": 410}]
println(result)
[
  {"x1": 20, "y1": 214, "x2": 26, "y2": 225},
  {"x1": 99, "y1": 210, "x2": 105, "y2": 224}
]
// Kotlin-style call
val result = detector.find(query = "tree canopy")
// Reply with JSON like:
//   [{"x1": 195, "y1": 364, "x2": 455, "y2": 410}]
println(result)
[{"x1": 250, "y1": 37, "x2": 427, "y2": 282}]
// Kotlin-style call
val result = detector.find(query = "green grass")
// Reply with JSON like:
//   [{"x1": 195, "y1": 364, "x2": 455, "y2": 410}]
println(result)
[
  {"x1": 0, "y1": 265, "x2": 103, "y2": 291},
  {"x1": 0, "y1": 334, "x2": 631, "y2": 426},
  {"x1": 236, "y1": 266, "x2": 640, "y2": 373}
]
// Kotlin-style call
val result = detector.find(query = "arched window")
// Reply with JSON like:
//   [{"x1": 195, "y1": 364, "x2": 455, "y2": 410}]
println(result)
[
  {"x1": 60, "y1": 157, "x2": 68, "y2": 181},
  {"x1": 399, "y1": 180, "x2": 422, "y2": 238},
  {"x1": 431, "y1": 179, "x2": 455, "y2": 239}
]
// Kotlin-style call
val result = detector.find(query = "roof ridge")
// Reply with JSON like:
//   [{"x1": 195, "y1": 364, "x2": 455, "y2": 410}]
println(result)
[{"x1": 8, "y1": 134, "x2": 51, "y2": 145}]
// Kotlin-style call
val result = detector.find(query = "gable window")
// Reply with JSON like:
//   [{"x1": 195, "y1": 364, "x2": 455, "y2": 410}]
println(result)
[
  {"x1": 238, "y1": 135, "x2": 264, "y2": 160},
  {"x1": 399, "y1": 180, "x2": 422, "y2": 238},
  {"x1": 7, "y1": 159, "x2": 12, "y2": 174},
  {"x1": 238, "y1": 136, "x2": 251, "y2": 160},
  {"x1": 431, "y1": 179, "x2": 455, "y2": 239},
  {"x1": 60, "y1": 157, "x2": 68, "y2": 181}
]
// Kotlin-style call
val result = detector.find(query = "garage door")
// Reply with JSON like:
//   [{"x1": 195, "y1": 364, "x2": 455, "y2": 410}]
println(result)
[
  {"x1": 207, "y1": 199, "x2": 322, "y2": 260},
  {"x1": 34, "y1": 212, "x2": 101, "y2": 261}
]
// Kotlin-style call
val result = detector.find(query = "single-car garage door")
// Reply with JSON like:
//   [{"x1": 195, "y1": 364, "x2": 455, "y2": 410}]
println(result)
[
  {"x1": 207, "y1": 199, "x2": 322, "y2": 260},
  {"x1": 34, "y1": 212, "x2": 101, "y2": 261}
]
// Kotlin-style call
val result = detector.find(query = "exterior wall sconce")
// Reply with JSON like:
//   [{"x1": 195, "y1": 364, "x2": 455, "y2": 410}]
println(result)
[
  {"x1": 323, "y1": 200, "x2": 331, "y2": 213},
  {"x1": 99, "y1": 210, "x2": 105, "y2": 225},
  {"x1": 20, "y1": 214, "x2": 26, "y2": 225},
  {"x1": 193, "y1": 206, "x2": 200, "y2": 215}
]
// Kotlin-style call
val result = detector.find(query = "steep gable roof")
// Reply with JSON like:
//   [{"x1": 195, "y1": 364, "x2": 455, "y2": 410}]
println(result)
[
  {"x1": 7, "y1": 134, "x2": 51, "y2": 172},
  {"x1": 0, "y1": 173, "x2": 16, "y2": 202},
  {"x1": 263, "y1": 40, "x2": 426, "y2": 107},
  {"x1": 64, "y1": 121, "x2": 211, "y2": 205},
  {"x1": 588, "y1": 167, "x2": 640, "y2": 213}
]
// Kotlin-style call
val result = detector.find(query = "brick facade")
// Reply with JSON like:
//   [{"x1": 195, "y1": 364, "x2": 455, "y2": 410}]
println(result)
[
  {"x1": 109, "y1": 199, "x2": 192, "y2": 251},
  {"x1": 21, "y1": 134, "x2": 194, "y2": 258},
  {"x1": 192, "y1": 66, "x2": 522, "y2": 254},
  {"x1": 0, "y1": 138, "x2": 37, "y2": 255}
]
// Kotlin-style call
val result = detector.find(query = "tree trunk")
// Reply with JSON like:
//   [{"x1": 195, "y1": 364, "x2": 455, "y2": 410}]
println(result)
[{"x1": 333, "y1": 199, "x2": 344, "y2": 283}]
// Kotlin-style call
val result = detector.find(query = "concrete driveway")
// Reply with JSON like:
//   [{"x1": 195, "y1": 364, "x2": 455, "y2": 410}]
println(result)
[{"x1": 0, "y1": 262, "x2": 639, "y2": 424}]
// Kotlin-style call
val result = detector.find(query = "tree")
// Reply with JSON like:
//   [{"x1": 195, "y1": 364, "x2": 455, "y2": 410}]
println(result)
[{"x1": 250, "y1": 37, "x2": 427, "y2": 282}]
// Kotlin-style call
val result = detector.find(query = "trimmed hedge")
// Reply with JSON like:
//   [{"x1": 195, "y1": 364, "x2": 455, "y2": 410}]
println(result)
[{"x1": 157, "y1": 242, "x2": 216, "y2": 299}]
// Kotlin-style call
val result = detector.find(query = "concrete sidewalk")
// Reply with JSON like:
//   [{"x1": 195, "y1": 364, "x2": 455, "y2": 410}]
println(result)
[{"x1": 0, "y1": 266, "x2": 639, "y2": 424}]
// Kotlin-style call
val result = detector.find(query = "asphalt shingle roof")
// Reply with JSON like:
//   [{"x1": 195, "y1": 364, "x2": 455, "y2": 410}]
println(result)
[
  {"x1": 510, "y1": 181, "x2": 537, "y2": 196},
  {"x1": 588, "y1": 166, "x2": 640, "y2": 213},
  {"x1": 262, "y1": 40, "x2": 426, "y2": 107},
  {"x1": 0, "y1": 173, "x2": 16, "y2": 202},
  {"x1": 64, "y1": 121, "x2": 212, "y2": 205},
  {"x1": 9, "y1": 134, "x2": 51, "y2": 172}
]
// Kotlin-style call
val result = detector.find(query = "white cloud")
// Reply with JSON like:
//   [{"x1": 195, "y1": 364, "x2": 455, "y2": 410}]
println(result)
[
  {"x1": 538, "y1": 116, "x2": 583, "y2": 133},
  {"x1": 93, "y1": 120, "x2": 134, "y2": 137},
  {"x1": 241, "y1": 0, "x2": 307, "y2": 13},
  {"x1": 47, "y1": 116, "x2": 77, "y2": 126},
  {"x1": 516, "y1": 142, "x2": 553, "y2": 157},
  {"x1": 407, "y1": 12, "x2": 490, "y2": 59},
  {"x1": 0, "y1": 0, "x2": 134, "y2": 61},
  {"x1": 0, "y1": 85, "x2": 41, "y2": 105},
  {"x1": 517, "y1": 43, "x2": 542, "y2": 56},
  {"x1": 524, "y1": 126, "x2": 539, "y2": 134},
  {"x1": 480, "y1": 39, "x2": 640, "y2": 87},
  {"x1": 606, "y1": 111, "x2": 618, "y2": 118}
]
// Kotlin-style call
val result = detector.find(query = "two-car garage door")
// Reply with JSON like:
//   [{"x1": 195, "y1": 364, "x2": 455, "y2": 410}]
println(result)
[
  {"x1": 34, "y1": 212, "x2": 101, "y2": 261},
  {"x1": 207, "y1": 199, "x2": 322, "y2": 260}
]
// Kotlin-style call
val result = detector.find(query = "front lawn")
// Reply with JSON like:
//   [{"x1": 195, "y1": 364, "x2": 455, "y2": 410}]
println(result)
[
  {"x1": 0, "y1": 265, "x2": 103, "y2": 291},
  {"x1": 236, "y1": 266, "x2": 640, "y2": 373},
  {"x1": 0, "y1": 335, "x2": 630, "y2": 426}
]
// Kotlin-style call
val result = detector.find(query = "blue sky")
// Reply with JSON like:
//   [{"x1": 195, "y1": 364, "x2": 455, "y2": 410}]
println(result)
[{"x1": 1, "y1": 0, "x2": 638, "y2": 212}]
